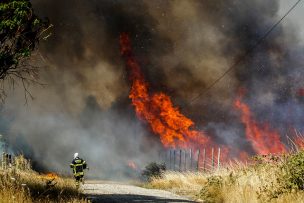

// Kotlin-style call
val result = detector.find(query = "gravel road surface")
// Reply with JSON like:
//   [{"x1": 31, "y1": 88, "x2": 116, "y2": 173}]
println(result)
[{"x1": 82, "y1": 181, "x2": 197, "y2": 203}]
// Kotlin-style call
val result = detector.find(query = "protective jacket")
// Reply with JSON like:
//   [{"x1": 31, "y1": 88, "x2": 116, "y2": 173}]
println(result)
[{"x1": 70, "y1": 157, "x2": 87, "y2": 177}]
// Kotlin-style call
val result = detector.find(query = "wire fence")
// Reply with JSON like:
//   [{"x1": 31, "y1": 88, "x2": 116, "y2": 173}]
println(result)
[
  {"x1": 1, "y1": 152, "x2": 31, "y2": 171},
  {"x1": 159, "y1": 148, "x2": 222, "y2": 172}
]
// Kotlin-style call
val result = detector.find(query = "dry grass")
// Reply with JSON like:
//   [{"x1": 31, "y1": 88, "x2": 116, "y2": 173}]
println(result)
[
  {"x1": 146, "y1": 154, "x2": 304, "y2": 203},
  {"x1": 0, "y1": 156, "x2": 89, "y2": 203},
  {"x1": 146, "y1": 171, "x2": 207, "y2": 198}
]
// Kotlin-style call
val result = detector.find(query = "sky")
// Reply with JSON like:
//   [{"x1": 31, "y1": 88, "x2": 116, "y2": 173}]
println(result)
[{"x1": 279, "y1": 0, "x2": 304, "y2": 43}]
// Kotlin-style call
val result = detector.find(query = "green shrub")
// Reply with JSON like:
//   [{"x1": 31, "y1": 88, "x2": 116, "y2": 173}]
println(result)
[
  {"x1": 280, "y1": 151, "x2": 304, "y2": 190},
  {"x1": 141, "y1": 162, "x2": 166, "y2": 181},
  {"x1": 259, "y1": 151, "x2": 304, "y2": 201}
]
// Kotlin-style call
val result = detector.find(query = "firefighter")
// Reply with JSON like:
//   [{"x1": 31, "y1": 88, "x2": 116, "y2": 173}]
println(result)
[{"x1": 70, "y1": 153, "x2": 88, "y2": 186}]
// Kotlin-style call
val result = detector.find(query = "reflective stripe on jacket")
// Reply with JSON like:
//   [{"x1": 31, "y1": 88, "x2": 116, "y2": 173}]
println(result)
[{"x1": 70, "y1": 157, "x2": 87, "y2": 177}]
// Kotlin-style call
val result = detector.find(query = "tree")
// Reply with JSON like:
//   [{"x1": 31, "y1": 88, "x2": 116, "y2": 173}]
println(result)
[{"x1": 0, "y1": 0, "x2": 50, "y2": 101}]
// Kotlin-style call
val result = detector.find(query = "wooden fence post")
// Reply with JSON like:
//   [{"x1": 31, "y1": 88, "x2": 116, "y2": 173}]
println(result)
[
  {"x1": 203, "y1": 148, "x2": 206, "y2": 172},
  {"x1": 211, "y1": 148, "x2": 214, "y2": 171},
  {"x1": 173, "y1": 150, "x2": 176, "y2": 171},
  {"x1": 179, "y1": 149, "x2": 182, "y2": 171},
  {"x1": 197, "y1": 149, "x2": 201, "y2": 171},
  {"x1": 1, "y1": 152, "x2": 5, "y2": 170},
  {"x1": 166, "y1": 150, "x2": 169, "y2": 169},
  {"x1": 5, "y1": 153, "x2": 8, "y2": 170},
  {"x1": 184, "y1": 150, "x2": 187, "y2": 171},
  {"x1": 217, "y1": 148, "x2": 221, "y2": 170},
  {"x1": 8, "y1": 154, "x2": 12, "y2": 168},
  {"x1": 169, "y1": 150, "x2": 172, "y2": 170},
  {"x1": 190, "y1": 149, "x2": 193, "y2": 171}
]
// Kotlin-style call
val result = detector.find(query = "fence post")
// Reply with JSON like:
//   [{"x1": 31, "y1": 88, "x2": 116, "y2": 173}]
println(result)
[
  {"x1": 169, "y1": 150, "x2": 172, "y2": 170},
  {"x1": 8, "y1": 154, "x2": 12, "y2": 168},
  {"x1": 166, "y1": 150, "x2": 169, "y2": 169},
  {"x1": 211, "y1": 148, "x2": 214, "y2": 171},
  {"x1": 173, "y1": 150, "x2": 176, "y2": 171},
  {"x1": 203, "y1": 148, "x2": 206, "y2": 172},
  {"x1": 190, "y1": 149, "x2": 193, "y2": 171},
  {"x1": 1, "y1": 152, "x2": 5, "y2": 170},
  {"x1": 179, "y1": 149, "x2": 182, "y2": 171},
  {"x1": 217, "y1": 148, "x2": 221, "y2": 170},
  {"x1": 184, "y1": 150, "x2": 187, "y2": 171},
  {"x1": 197, "y1": 149, "x2": 201, "y2": 171},
  {"x1": 4, "y1": 153, "x2": 8, "y2": 170}
]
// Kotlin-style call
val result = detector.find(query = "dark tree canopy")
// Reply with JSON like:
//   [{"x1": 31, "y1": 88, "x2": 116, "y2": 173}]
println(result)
[{"x1": 0, "y1": 0, "x2": 49, "y2": 101}]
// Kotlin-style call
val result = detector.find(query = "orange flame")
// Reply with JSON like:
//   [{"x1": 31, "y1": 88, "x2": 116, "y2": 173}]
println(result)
[
  {"x1": 41, "y1": 172, "x2": 59, "y2": 180},
  {"x1": 234, "y1": 91, "x2": 286, "y2": 155},
  {"x1": 239, "y1": 151, "x2": 250, "y2": 161},
  {"x1": 294, "y1": 136, "x2": 304, "y2": 149},
  {"x1": 120, "y1": 33, "x2": 210, "y2": 149},
  {"x1": 127, "y1": 161, "x2": 138, "y2": 170}
]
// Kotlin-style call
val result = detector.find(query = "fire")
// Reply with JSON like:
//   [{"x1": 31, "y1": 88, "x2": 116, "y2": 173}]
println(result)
[
  {"x1": 294, "y1": 130, "x2": 304, "y2": 149},
  {"x1": 127, "y1": 161, "x2": 138, "y2": 170},
  {"x1": 297, "y1": 88, "x2": 304, "y2": 97},
  {"x1": 41, "y1": 172, "x2": 59, "y2": 180},
  {"x1": 239, "y1": 151, "x2": 250, "y2": 161},
  {"x1": 234, "y1": 91, "x2": 286, "y2": 155},
  {"x1": 119, "y1": 33, "x2": 210, "y2": 149},
  {"x1": 295, "y1": 137, "x2": 304, "y2": 149}
]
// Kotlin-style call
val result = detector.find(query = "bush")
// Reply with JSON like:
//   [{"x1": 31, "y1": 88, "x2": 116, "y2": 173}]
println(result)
[
  {"x1": 282, "y1": 151, "x2": 304, "y2": 190},
  {"x1": 141, "y1": 162, "x2": 166, "y2": 181},
  {"x1": 198, "y1": 176, "x2": 224, "y2": 203},
  {"x1": 258, "y1": 151, "x2": 304, "y2": 200}
]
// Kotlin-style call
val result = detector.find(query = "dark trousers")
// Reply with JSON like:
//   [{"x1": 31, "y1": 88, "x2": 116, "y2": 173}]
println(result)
[{"x1": 75, "y1": 175, "x2": 84, "y2": 181}]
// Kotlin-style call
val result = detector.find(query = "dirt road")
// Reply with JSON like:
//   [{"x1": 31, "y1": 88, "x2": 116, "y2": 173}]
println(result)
[{"x1": 82, "y1": 181, "x2": 196, "y2": 203}]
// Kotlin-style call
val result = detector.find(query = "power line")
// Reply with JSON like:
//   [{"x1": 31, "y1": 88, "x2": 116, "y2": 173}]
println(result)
[{"x1": 189, "y1": 0, "x2": 303, "y2": 105}]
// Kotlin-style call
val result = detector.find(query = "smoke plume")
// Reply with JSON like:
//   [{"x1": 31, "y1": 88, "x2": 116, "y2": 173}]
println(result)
[{"x1": 0, "y1": 0, "x2": 303, "y2": 178}]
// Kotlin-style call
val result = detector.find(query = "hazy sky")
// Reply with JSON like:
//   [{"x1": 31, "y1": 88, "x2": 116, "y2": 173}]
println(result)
[{"x1": 279, "y1": 0, "x2": 304, "y2": 43}]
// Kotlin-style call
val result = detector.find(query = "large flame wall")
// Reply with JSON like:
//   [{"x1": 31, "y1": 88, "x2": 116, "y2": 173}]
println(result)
[
  {"x1": 120, "y1": 33, "x2": 289, "y2": 160},
  {"x1": 120, "y1": 33, "x2": 211, "y2": 149}
]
